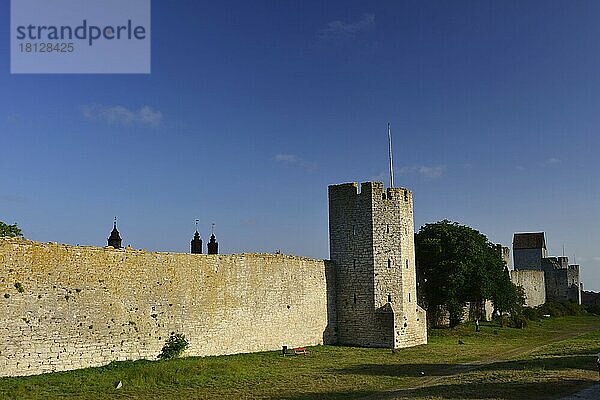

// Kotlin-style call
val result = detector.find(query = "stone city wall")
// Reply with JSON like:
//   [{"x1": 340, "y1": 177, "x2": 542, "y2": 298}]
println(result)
[
  {"x1": 0, "y1": 238, "x2": 334, "y2": 377},
  {"x1": 510, "y1": 269, "x2": 546, "y2": 307}
]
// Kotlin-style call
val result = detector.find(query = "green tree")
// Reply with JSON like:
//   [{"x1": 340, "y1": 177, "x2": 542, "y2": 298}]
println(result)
[
  {"x1": 415, "y1": 220, "x2": 521, "y2": 327},
  {"x1": 0, "y1": 221, "x2": 22, "y2": 237}
]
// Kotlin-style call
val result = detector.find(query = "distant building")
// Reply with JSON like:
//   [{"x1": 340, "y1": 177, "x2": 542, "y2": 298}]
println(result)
[
  {"x1": 513, "y1": 232, "x2": 547, "y2": 270},
  {"x1": 107, "y1": 219, "x2": 122, "y2": 249},
  {"x1": 207, "y1": 233, "x2": 218, "y2": 255},
  {"x1": 191, "y1": 230, "x2": 202, "y2": 254},
  {"x1": 511, "y1": 232, "x2": 581, "y2": 305}
]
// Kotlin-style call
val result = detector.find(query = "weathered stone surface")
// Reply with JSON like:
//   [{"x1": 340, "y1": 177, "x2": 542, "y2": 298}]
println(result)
[
  {"x1": 0, "y1": 238, "x2": 334, "y2": 377},
  {"x1": 328, "y1": 182, "x2": 427, "y2": 349},
  {"x1": 0, "y1": 180, "x2": 427, "y2": 377},
  {"x1": 511, "y1": 270, "x2": 546, "y2": 307}
]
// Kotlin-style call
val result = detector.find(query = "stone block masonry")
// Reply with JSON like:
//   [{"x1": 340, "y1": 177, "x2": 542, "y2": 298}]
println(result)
[
  {"x1": 510, "y1": 270, "x2": 546, "y2": 307},
  {"x1": 328, "y1": 182, "x2": 427, "y2": 349},
  {"x1": 0, "y1": 238, "x2": 334, "y2": 377},
  {"x1": 0, "y1": 180, "x2": 427, "y2": 377}
]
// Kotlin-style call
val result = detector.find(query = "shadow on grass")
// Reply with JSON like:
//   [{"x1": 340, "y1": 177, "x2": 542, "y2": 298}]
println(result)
[
  {"x1": 478, "y1": 355, "x2": 598, "y2": 373},
  {"x1": 336, "y1": 355, "x2": 598, "y2": 379},
  {"x1": 338, "y1": 362, "x2": 462, "y2": 377},
  {"x1": 269, "y1": 391, "x2": 379, "y2": 400},
  {"x1": 391, "y1": 379, "x2": 595, "y2": 399},
  {"x1": 271, "y1": 380, "x2": 595, "y2": 400}
]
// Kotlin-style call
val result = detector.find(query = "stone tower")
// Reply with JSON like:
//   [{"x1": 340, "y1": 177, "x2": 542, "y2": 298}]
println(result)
[
  {"x1": 191, "y1": 231, "x2": 202, "y2": 254},
  {"x1": 328, "y1": 181, "x2": 427, "y2": 348},
  {"x1": 107, "y1": 218, "x2": 122, "y2": 249},
  {"x1": 513, "y1": 232, "x2": 547, "y2": 270}
]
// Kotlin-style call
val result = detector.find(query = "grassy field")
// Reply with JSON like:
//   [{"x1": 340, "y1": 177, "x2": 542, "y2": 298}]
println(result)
[{"x1": 0, "y1": 316, "x2": 599, "y2": 399}]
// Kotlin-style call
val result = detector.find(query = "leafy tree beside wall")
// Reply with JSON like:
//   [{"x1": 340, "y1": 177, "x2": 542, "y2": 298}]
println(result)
[
  {"x1": 415, "y1": 220, "x2": 522, "y2": 327},
  {"x1": 0, "y1": 221, "x2": 23, "y2": 237}
]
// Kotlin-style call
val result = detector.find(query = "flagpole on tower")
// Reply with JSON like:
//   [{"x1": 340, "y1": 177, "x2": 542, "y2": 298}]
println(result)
[{"x1": 388, "y1": 122, "x2": 394, "y2": 188}]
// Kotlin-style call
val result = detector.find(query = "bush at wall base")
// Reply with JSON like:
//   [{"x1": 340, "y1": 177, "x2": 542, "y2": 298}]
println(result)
[{"x1": 158, "y1": 333, "x2": 189, "y2": 360}]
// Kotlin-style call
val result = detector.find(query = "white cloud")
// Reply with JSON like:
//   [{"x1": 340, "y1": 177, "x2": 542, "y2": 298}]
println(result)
[
  {"x1": 0, "y1": 194, "x2": 26, "y2": 203},
  {"x1": 6, "y1": 113, "x2": 22, "y2": 123},
  {"x1": 397, "y1": 165, "x2": 445, "y2": 179},
  {"x1": 275, "y1": 154, "x2": 300, "y2": 163},
  {"x1": 274, "y1": 154, "x2": 317, "y2": 172},
  {"x1": 545, "y1": 157, "x2": 562, "y2": 165},
  {"x1": 317, "y1": 13, "x2": 375, "y2": 42},
  {"x1": 82, "y1": 104, "x2": 162, "y2": 127}
]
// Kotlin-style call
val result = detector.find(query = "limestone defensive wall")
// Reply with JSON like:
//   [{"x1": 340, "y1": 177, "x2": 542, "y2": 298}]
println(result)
[{"x1": 0, "y1": 238, "x2": 335, "y2": 377}]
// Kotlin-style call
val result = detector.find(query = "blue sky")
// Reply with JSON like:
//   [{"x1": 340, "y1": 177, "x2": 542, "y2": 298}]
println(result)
[{"x1": 1, "y1": 1, "x2": 599, "y2": 290}]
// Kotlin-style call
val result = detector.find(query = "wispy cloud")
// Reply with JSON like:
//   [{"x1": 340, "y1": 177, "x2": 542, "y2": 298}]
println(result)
[
  {"x1": 82, "y1": 104, "x2": 163, "y2": 127},
  {"x1": 6, "y1": 113, "x2": 22, "y2": 124},
  {"x1": 545, "y1": 157, "x2": 562, "y2": 165},
  {"x1": 317, "y1": 13, "x2": 375, "y2": 42},
  {"x1": 274, "y1": 154, "x2": 317, "y2": 172},
  {"x1": 0, "y1": 194, "x2": 27, "y2": 204},
  {"x1": 397, "y1": 165, "x2": 445, "y2": 179}
]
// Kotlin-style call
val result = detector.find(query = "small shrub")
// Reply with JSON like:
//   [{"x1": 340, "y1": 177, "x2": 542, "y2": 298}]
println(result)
[
  {"x1": 158, "y1": 333, "x2": 189, "y2": 360},
  {"x1": 3, "y1": 293, "x2": 9, "y2": 299},
  {"x1": 509, "y1": 314, "x2": 528, "y2": 329},
  {"x1": 522, "y1": 307, "x2": 540, "y2": 321},
  {"x1": 14, "y1": 282, "x2": 24, "y2": 293},
  {"x1": 585, "y1": 304, "x2": 600, "y2": 315},
  {"x1": 536, "y1": 301, "x2": 585, "y2": 318}
]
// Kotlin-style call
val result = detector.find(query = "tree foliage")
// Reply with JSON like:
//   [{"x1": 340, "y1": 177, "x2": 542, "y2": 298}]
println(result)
[
  {"x1": 415, "y1": 220, "x2": 522, "y2": 326},
  {"x1": 0, "y1": 221, "x2": 22, "y2": 238}
]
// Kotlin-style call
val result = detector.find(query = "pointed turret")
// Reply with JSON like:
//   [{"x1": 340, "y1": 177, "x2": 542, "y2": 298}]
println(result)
[
  {"x1": 207, "y1": 223, "x2": 218, "y2": 254},
  {"x1": 191, "y1": 230, "x2": 202, "y2": 254},
  {"x1": 107, "y1": 217, "x2": 122, "y2": 249}
]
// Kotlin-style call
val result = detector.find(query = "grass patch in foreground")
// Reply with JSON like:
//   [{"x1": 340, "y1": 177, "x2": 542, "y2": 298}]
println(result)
[{"x1": 0, "y1": 316, "x2": 599, "y2": 400}]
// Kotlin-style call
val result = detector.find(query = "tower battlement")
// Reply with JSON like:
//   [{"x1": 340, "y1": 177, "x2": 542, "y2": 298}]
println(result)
[{"x1": 328, "y1": 181, "x2": 412, "y2": 202}]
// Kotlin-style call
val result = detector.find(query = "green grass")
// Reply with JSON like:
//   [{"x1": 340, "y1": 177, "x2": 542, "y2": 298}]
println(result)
[{"x1": 1, "y1": 316, "x2": 599, "y2": 399}]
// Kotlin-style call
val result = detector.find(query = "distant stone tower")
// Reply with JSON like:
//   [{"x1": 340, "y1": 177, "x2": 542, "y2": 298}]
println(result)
[
  {"x1": 107, "y1": 218, "x2": 122, "y2": 249},
  {"x1": 513, "y1": 232, "x2": 547, "y2": 270},
  {"x1": 191, "y1": 231, "x2": 202, "y2": 254},
  {"x1": 207, "y1": 233, "x2": 218, "y2": 255},
  {"x1": 328, "y1": 181, "x2": 427, "y2": 348}
]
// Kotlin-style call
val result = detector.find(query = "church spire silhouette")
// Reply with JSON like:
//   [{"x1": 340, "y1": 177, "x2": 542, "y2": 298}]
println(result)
[
  {"x1": 208, "y1": 223, "x2": 218, "y2": 255},
  {"x1": 107, "y1": 217, "x2": 122, "y2": 249},
  {"x1": 191, "y1": 219, "x2": 202, "y2": 254}
]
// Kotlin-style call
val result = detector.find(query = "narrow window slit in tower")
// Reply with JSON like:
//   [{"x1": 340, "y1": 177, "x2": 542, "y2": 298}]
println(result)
[
  {"x1": 387, "y1": 259, "x2": 391, "y2": 268},
  {"x1": 406, "y1": 259, "x2": 409, "y2": 269},
  {"x1": 353, "y1": 259, "x2": 356, "y2": 268},
  {"x1": 404, "y1": 190, "x2": 408, "y2": 202},
  {"x1": 353, "y1": 294, "x2": 357, "y2": 304},
  {"x1": 387, "y1": 294, "x2": 392, "y2": 303},
  {"x1": 408, "y1": 293, "x2": 411, "y2": 302},
  {"x1": 386, "y1": 224, "x2": 390, "y2": 234}
]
